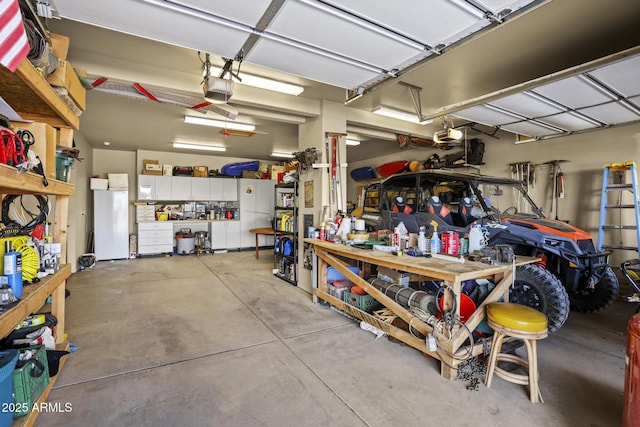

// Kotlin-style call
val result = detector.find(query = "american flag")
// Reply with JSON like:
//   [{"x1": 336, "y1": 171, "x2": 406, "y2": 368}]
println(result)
[{"x1": 0, "y1": 0, "x2": 29, "y2": 72}]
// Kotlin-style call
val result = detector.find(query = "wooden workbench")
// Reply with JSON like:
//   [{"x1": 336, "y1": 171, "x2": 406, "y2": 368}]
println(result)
[{"x1": 305, "y1": 238, "x2": 536, "y2": 380}]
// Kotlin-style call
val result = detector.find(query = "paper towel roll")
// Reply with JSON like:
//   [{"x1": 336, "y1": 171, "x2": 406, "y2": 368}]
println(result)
[{"x1": 355, "y1": 219, "x2": 365, "y2": 231}]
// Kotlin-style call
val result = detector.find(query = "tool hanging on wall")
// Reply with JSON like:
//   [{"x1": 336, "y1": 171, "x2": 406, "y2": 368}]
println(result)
[
  {"x1": 315, "y1": 133, "x2": 347, "y2": 220},
  {"x1": 542, "y1": 160, "x2": 569, "y2": 220}
]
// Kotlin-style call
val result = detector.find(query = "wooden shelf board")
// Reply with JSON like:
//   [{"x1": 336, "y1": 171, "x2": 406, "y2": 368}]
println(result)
[
  {"x1": 0, "y1": 164, "x2": 74, "y2": 196},
  {"x1": 0, "y1": 60, "x2": 79, "y2": 129},
  {"x1": 0, "y1": 264, "x2": 71, "y2": 340}
]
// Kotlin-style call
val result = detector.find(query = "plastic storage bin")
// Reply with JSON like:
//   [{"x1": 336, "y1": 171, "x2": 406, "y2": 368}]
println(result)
[
  {"x1": 345, "y1": 291, "x2": 383, "y2": 313},
  {"x1": 327, "y1": 280, "x2": 354, "y2": 301},
  {"x1": 12, "y1": 345, "x2": 50, "y2": 417},
  {"x1": 0, "y1": 349, "x2": 18, "y2": 427},
  {"x1": 55, "y1": 154, "x2": 74, "y2": 182}
]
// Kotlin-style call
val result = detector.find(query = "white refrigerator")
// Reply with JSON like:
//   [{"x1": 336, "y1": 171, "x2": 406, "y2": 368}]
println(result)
[{"x1": 94, "y1": 190, "x2": 130, "y2": 260}]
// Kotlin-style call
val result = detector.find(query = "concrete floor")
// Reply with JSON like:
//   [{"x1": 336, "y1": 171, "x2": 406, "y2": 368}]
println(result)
[{"x1": 35, "y1": 251, "x2": 632, "y2": 427}]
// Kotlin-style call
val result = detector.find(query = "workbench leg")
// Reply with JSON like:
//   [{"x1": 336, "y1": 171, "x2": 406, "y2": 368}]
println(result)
[
  {"x1": 51, "y1": 282, "x2": 66, "y2": 345},
  {"x1": 439, "y1": 352, "x2": 458, "y2": 380}
]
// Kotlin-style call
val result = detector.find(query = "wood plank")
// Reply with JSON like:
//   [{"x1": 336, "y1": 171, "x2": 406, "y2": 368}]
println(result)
[
  {"x1": 317, "y1": 249, "x2": 432, "y2": 337},
  {"x1": 1, "y1": 60, "x2": 79, "y2": 129},
  {"x1": 0, "y1": 164, "x2": 74, "y2": 196},
  {"x1": 54, "y1": 196, "x2": 69, "y2": 264},
  {"x1": 51, "y1": 282, "x2": 66, "y2": 345},
  {"x1": 0, "y1": 264, "x2": 71, "y2": 340},
  {"x1": 58, "y1": 128, "x2": 74, "y2": 148},
  {"x1": 304, "y1": 239, "x2": 527, "y2": 282}
]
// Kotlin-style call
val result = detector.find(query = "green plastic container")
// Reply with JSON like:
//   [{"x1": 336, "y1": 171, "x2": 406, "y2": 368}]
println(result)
[
  {"x1": 345, "y1": 291, "x2": 383, "y2": 313},
  {"x1": 56, "y1": 154, "x2": 74, "y2": 182},
  {"x1": 12, "y1": 345, "x2": 50, "y2": 417}
]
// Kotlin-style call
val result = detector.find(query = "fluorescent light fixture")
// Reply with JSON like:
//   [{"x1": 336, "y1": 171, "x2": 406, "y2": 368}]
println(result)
[
  {"x1": 209, "y1": 66, "x2": 304, "y2": 96},
  {"x1": 372, "y1": 106, "x2": 432, "y2": 124},
  {"x1": 346, "y1": 138, "x2": 361, "y2": 146},
  {"x1": 173, "y1": 142, "x2": 226, "y2": 152},
  {"x1": 271, "y1": 151, "x2": 295, "y2": 159},
  {"x1": 184, "y1": 116, "x2": 255, "y2": 132}
]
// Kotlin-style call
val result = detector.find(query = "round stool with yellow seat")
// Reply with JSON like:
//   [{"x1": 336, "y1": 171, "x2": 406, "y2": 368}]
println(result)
[{"x1": 484, "y1": 302, "x2": 548, "y2": 403}]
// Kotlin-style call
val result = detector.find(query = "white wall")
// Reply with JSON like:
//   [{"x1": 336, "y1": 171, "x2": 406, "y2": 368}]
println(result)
[
  {"x1": 65, "y1": 132, "x2": 93, "y2": 272},
  {"x1": 91, "y1": 148, "x2": 137, "y2": 243},
  {"x1": 296, "y1": 101, "x2": 347, "y2": 294}
]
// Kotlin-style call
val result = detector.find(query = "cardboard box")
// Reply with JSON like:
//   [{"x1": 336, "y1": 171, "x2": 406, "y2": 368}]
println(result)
[
  {"x1": 193, "y1": 166, "x2": 208, "y2": 177},
  {"x1": 377, "y1": 266, "x2": 410, "y2": 287},
  {"x1": 268, "y1": 165, "x2": 285, "y2": 180},
  {"x1": 242, "y1": 170, "x2": 261, "y2": 179},
  {"x1": 50, "y1": 33, "x2": 69, "y2": 61},
  {"x1": 143, "y1": 159, "x2": 162, "y2": 175},
  {"x1": 162, "y1": 164, "x2": 173, "y2": 176},
  {"x1": 108, "y1": 173, "x2": 128, "y2": 189},
  {"x1": 10, "y1": 121, "x2": 57, "y2": 180},
  {"x1": 90, "y1": 178, "x2": 108, "y2": 190},
  {"x1": 46, "y1": 60, "x2": 86, "y2": 110}
]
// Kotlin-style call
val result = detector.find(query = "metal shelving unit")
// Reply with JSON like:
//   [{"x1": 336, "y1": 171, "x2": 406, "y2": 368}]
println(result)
[{"x1": 273, "y1": 182, "x2": 298, "y2": 285}]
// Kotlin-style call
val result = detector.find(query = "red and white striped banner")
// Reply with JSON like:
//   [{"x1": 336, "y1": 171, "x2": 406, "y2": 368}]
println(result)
[{"x1": 0, "y1": 0, "x2": 29, "y2": 72}]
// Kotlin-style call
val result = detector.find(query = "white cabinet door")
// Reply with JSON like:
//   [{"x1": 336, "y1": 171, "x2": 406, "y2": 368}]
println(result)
[
  {"x1": 171, "y1": 176, "x2": 192, "y2": 200},
  {"x1": 137, "y1": 175, "x2": 155, "y2": 200},
  {"x1": 209, "y1": 178, "x2": 224, "y2": 200},
  {"x1": 256, "y1": 180, "x2": 273, "y2": 213},
  {"x1": 223, "y1": 179, "x2": 238, "y2": 201},
  {"x1": 210, "y1": 222, "x2": 227, "y2": 249},
  {"x1": 238, "y1": 178, "x2": 257, "y2": 211},
  {"x1": 226, "y1": 221, "x2": 241, "y2": 248},
  {"x1": 191, "y1": 177, "x2": 209, "y2": 200},
  {"x1": 156, "y1": 176, "x2": 172, "y2": 200}
]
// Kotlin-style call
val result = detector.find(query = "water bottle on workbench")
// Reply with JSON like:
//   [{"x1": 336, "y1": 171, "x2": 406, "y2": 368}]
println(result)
[{"x1": 469, "y1": 224, "x2": 485, "y2": 253}]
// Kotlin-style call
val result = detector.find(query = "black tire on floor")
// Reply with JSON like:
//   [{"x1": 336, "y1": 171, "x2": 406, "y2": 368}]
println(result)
[
  {"x1": 510, "y1": 264, "x2": 570, "y2": 334},
  {"x1": 568, "y1": 265, "x2": 619, "y2": 313}
]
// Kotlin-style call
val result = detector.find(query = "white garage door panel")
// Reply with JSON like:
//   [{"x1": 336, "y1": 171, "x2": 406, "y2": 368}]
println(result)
[
  {"x1": 269, "y1": 1, "x2": 422, "y2": 70},
  {"x1": 248, "y1": 38, "x2": 380, "y2": 89}
]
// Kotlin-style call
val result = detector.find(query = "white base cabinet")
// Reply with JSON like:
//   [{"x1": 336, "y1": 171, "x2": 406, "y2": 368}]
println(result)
[
  {"x1": 210, "y1": 221, "x2": 241, "y2": 250},
  {"x1": 138, "y1": 222, "x2": 174, "y2": 255}
]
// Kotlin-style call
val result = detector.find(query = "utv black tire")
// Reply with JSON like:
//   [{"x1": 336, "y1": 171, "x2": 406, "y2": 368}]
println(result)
[
  {"x1": 568, "y1": 265, "x2": 619, "y2": 313},
  {"x1": 510, "y1": 264, "x2": 570, "y2": 333}
]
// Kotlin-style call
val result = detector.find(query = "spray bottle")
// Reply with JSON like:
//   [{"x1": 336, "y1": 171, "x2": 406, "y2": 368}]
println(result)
[
  {"x1": 4, "y1": 241, "x2": 22, "y2": 298},
  {"x1": 429, "y1": 220, "x2": 440, "y2": 255}
]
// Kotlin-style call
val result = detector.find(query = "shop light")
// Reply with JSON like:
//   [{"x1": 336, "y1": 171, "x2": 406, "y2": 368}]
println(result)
[
  {"x1": 345, "y1": 138, "x2": 361, "y2": 146},
  {"x1": 173, "y1": 142, "x2": 226, "y2": 152},
  {"x1": 184, "y1": 116, "x2": 255, "y2": 132},
  {"x1": 372, "y1": 106, "x2": 432, "y2": 124},
  {"x1": 271, "y1": 151, "x2": 295, "y2": 158},
  {"x1": 208, "y1": 66, "x2": 304, "y2": 96}
]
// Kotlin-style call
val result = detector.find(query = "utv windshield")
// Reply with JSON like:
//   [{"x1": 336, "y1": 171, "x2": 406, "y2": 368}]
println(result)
[{"x1": 474, "y1": 181, "x2": 544, "y2": 219}]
